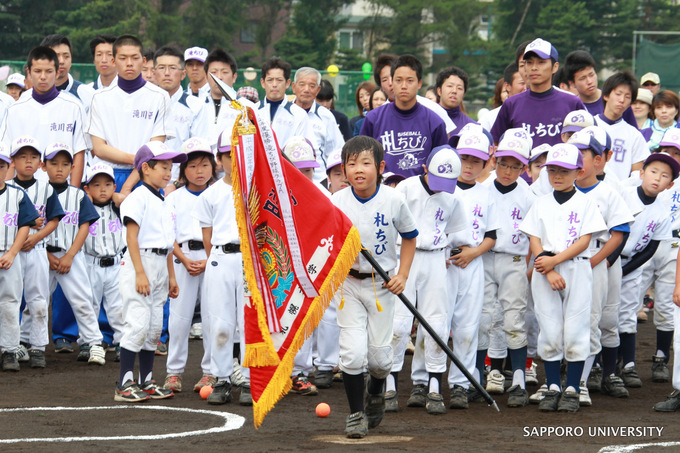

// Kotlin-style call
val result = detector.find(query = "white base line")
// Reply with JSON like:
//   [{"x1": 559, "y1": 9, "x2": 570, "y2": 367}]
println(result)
[
  {"x1": 599, "y1": 442, "x2": 680, "y2": 452},
  {"x1": 0, "y1": 406, "x2": 245, "y2": 443}
]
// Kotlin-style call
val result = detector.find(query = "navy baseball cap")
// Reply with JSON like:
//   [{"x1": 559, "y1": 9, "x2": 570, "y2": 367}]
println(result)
[
  {"x1": 644, "y1": 152, "x2": 680, "y2": 180},
  {"x1": 524, "y1": 38, "x2": 559, "y2": 61},
  {"x1": 134, "y1": 141, "x2": 187, "y2": 170}
]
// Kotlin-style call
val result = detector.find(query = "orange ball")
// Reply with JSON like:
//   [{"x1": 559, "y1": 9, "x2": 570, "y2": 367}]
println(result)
[
  {"x1": 200, "y1": 385, "x2": 213, "y2": 400},
  {"x1": 316, "y1": 402, "x2": 331, "y2": 417}
]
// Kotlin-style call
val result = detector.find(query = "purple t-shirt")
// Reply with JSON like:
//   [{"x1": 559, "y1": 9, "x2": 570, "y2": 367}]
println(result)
[
  {"x1": 491, "y1": 88, "x2": 586, "y2": 146},
  {"x1": 360, "y1": 102, "x2": 447, "y2": 178},
  {"x1": 584, "y1": 98, "x2": 638, "y2": 129},
  {"x1": 446, "y1": 106, "x2": 478, "y2": 130}
]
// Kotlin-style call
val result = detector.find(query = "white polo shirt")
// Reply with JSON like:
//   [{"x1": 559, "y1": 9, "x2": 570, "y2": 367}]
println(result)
[
  {"x1": 165, "y1": 89, "x2": 210, "y2": 154},
  {"x1": 167, "y1": 186, "x2": 205, "y2": 243},
  {"x1": 192, "y1": 178, "x2": 240, "y2": 246},
  {"x1": 121, "y1": 183, "x2": 175, "y2": 249},
  {"x1": 257, "y1": 97, "x2": 309, "y2": 151}
]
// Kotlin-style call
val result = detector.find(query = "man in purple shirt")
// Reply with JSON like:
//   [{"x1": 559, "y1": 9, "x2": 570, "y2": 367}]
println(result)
[
  {"x1": 435, "y1": 66, "x2": 477, "y2": 130},
  {"x1": 491, "y1": 38, "x2": 585, "y2": 146},
  {"x1": 360, "y1": 55, "x2": 447, "y2": 178},
  {"x1": 564, "y1": 50, "x2": 638, "y2": 129}
]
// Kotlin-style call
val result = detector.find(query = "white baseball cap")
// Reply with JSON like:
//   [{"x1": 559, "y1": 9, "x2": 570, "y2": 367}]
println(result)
[
  {"x1": 181, "y1": 137, "x2": 214, "y2": 156},
  {"x1": 529, "y1": 143, "x2": 551, "y2": 162},
  {"x1": 0, "y1": 142, "x2": 9, "y2": 164},
  {"x1": 184, "y1": 47, "x2": 208, "y2": 63},
  {"x1": 562, "y1": 109, "x2": 595, "y2": 134},
  {"x1": 453, "y1": 124, "x2": 492, "y2": 161},
  {"x1": 282, "y1": 136, "x2": 319, "y2": 169},
  {"x1": 659, "y1": 127, "x2": 680, "y2": 150},
  {"x1": 496, "y1": 128, "x2": 532, "y2": 165},
  {"x1": 524, "y1": 38, "x2": 559, "y2": 61},
  {"x1": 10, "y1": 135, "x2": 41, "y2": 157},
  {"x1": 85, "y1": 162, "x2": 115, "y2": 184},
  {"x1": 426, "y1": 145, "x2": 461, "y2": 194},
  {"x1": 216, "y1": 129, "x2": 232, "y2": 154},
  {"x1": 7, "y1": 73, "x2": 25, "y2": 88},
  {"x1": 641, "y1": 72, "x2": 660, "y2": 86},
  {"x1": 542, "y1": 143, "x2": 583, "y2": 170},
  {"x1": 134, "y1": 141, "x2": 187, "y2": 170},
  {"x1": 636, "y1": 88, "x2": 653, "y2": 106},
  {"x1": 326, "y1": 148, "x2": 342, "y2": 172},
  {"x1": 44, "y1": 142, "x2": 74, "y2": 162}
]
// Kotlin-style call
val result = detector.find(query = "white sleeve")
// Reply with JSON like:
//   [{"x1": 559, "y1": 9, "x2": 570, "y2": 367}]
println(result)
[
  {"x1": 152, "y1": 91, "x2": 171, "y2": 139},
  {"x1": 87, "y1": 93, "x2": 106, "y2": 140},
  {"x1": 631, "y1": 131, "x2": 651, "y2": 165},
  {"x1": 121, "y1": 192, "x2": 146, "y2": 226}
]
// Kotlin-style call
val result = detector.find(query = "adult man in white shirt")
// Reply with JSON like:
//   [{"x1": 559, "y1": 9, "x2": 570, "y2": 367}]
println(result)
[
  {"x1": 88, "y1": 34, "x2": 118, "y2": 90},
  {"x1": 184, "y1": 47, "x2": 210, "y2": 99}
]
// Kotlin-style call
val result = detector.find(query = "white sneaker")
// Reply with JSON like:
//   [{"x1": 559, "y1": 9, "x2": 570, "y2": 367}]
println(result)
[
  {"x1": 189, "y1": 322, "x2": 203, "y2": 339},
  {"x1": 529, "y1": 383, "x2": 548, "y2": 403},
  {"x1": 486, "y1": 369, "x2": 505, "y2": 394},
  {"x1": 230, "y1": 358, "x2": 247, "y2": 387},
  {"x1": 579, "y1": 381, "x2": 592, "y2": 406},
  {"x1": 88, "y1": 344, "x2": 106, "y2": 366},
  {"x1": 16, "y1": 344, "x2": 30, "y2": 363},
  {"x1": 525, "y1": 363, "x2": 538, "y2": 385}
]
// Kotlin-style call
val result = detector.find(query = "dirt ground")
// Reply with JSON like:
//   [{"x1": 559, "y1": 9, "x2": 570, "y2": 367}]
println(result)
[{"x1": 0, "y1": 316, "x2": 678, "y2": 453}]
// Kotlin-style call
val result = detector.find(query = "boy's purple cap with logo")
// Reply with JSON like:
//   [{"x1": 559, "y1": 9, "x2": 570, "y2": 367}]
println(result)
[
  {"x1": 562, "y1": 109, "x2": 595, "y2": 133},
  {"x1": 523, "y1": 38, "x2": 559, "y2": 61},
  {"x1": 452, "y1": 123, "x2": 492, "y2": 161},
  {"x1": 134, "y1": 141, "x2": 187, "y2": 170},
  {"x1": 645, "y1": 152, "x2": 680, "y2": 180},
  {"x1": 10, "y1": 135, "x2": 41, "y2": 157},
  {"x1": 326, "y1": 148, "x2": 342, "y2": 173},
  {"x1": 542, "y1": 143, "x2": 583, "y2": 170},
  {"x1": 181, "y1": 137, "x2": 214, "y2": 156},
  {"x1": 184, "y1": 47, "x2": 208, "y2": 63},
  {"x1": 0, "y1": 142, "x2": 9, "y2": 164},
  {"x1": 529, "y1": 143, "x2": 551, "y2": 162},
  {"x1": 659, "y1": 127, "x2": 680, "y2": 150},
  {"x1": 85, "y1": 162, "x2": 115, "y2": 184},
  {"x1": 426, "y1": 145, "x2": 461, "y2": 194},
  {"x1": 282, "y1": 136, "x2": 319, "y2": 169},
  {"x1": 496, "y1": 128, "x2": 532, "y2": 165},
  {"x1": 44, "y1": 142, "x2": 74, "y2": 162},
  {"x1": 568, "y1": 129, "x2": 606, "y2": 156}
]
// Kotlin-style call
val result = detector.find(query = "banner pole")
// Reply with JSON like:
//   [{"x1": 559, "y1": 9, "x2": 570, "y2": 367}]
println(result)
[{"x1": 360, "y1": 248, "x2": 500, "y2": 412}]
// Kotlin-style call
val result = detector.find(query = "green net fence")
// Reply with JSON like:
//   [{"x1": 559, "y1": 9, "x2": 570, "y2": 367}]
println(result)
[{"x1": 636, "y1": 39, "x2": 680, "y2": 94}]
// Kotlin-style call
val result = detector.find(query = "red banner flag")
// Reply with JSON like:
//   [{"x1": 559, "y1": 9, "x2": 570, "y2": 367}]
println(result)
[{"x1": 230, "y1": 106, "x2": 360, "y2": 428}]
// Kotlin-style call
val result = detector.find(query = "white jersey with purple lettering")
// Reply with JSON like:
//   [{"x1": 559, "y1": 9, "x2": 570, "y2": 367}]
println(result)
[
  {"x1": 396, "y1": 175, "x2": 468, "y2": 250},
  {"x1": 11, "y1": 178, "x2": 64, "y2": 247},
  {"x1": 84, "y1": 201, "x2": 125, "y2": 258},
  {"x1": 488, "y1": 179, "x2": 536, "y2": 255},
  {"x1": 47, "y1": 185, "x2": 100, "y2": 251},
  {"x1": 164, "y1": 89, "x2": 210, "y2": 154},
  {"x1": 446, "y1": 182, "x2": 499, "y2": 249},
  {"x1": 578, "y1": 181, "x2": 635, "y2": 253},
  {"x1": 332, "y1": 184, "x2": 418, "y2": 274},
  {"x1": 619, "y1": 185, "x2": 672, "y2": 258},
  {"x1": 87, "y1": 81, "x2": 170, "y2": 169},
  {"x1": 520, "y1": 190, "x2": 606, "y2": 257},
  {"x1": 595, "y1": 115, "x2": 650, "y2": 180}
]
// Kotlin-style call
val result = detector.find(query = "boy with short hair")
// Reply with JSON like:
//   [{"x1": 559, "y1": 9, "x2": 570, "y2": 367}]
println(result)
[
  {"x1": 88, "y1": 34, "x2": 118, "y2": 90},
  {"x1": 0, "y1": 144, "x2": 39, "y2": 371},
  {"x1": 83, "y1": 163, "x2": 126, "y2": 363},
  {"x1": 520, "y1": 143, "x2": 607, "y2": 413},
  {"x1": 388, "y1": 144, "x2": 466, "y2": 415},
  {"x1": 435, "y1": 66, "x2": 477, "y2": 130},
  {"x1": 570, "y1": 128, "x2": 634, "y2": 405},
  {"x1": 11, "y1": 136, "x2": 65, "y2": 368},
  {"x1": 115, "y1": 141, "x2": 185, "y2": 402},
  {"x1": 332, "y1": 135, "x2": 418, "y2": 438},
  {"x1": 479, "y1": 128, "x2": 536, "y2": 408},
  {"x1": 43, "y1": 142, "x2": 106, "y2": 365}
]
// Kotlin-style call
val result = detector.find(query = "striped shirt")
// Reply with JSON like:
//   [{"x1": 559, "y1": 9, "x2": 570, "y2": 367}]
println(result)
[
  {"x1": 47, "y1": 183, "x2": 99, "y2": 251},
  {"x1": 84, "y1": 201, "x2": 125, "y2": 257},
  {"x1": 12, "y1": 177, "x2": 65, "y2": 247},
  {"x1": 0, "y1": 184, "x2": 39, "y2": 251}
]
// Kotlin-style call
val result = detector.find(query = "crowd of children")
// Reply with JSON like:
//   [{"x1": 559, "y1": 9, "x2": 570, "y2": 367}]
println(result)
[{"x1": 3, "y1": 31, "x2": 680, "y2": 440}]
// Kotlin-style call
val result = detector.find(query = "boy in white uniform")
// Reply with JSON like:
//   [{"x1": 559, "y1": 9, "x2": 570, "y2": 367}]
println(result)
[
  {"x1": 617, "y1": 152, "x2": 678, "y2": 389},
  {"x1": 115, "y1": 141, "x2": 185, "y2": 402},
  {"x1": 43, "y1": 142, "x2": 106, "y2": 365},
  {"x1": 388, "y1": 145, "x2": 465, "y2": 415},
  {"x1": 11, "y1": 136, "x2": 64, "y2": 368},
  {"x1": 570, "y1": 128, "x2": 634, "y2": 405},
  {"x1": 521, "y1": 143, "x2": 607, "y2": 413},
  {"x1": 83, "y1": 163, "x2": 126, "y2": 362},
  {"x1": 480, "y1": 128, "x2": 536, "y2": 408},
  {"x1": 0, "y1": 144, "x2": 39, "y2": 371},
  {"x1": 444, "y1": 125, "x2": 498, "y2": 410},
  {"x1": 192, "y1": 132, "x2": 250, "y2": 405},
  {"x1": 332, "y1": 135, "x2": 417, "y2": 438}
]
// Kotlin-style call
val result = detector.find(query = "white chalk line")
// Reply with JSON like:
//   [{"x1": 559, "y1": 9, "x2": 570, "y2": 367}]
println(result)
[
  {"x1": 599, "y1": 441, "x2": 680, "y2": 452},
  {"x1": 0, "y1": 405, "x2": 245, "y2": 443}
]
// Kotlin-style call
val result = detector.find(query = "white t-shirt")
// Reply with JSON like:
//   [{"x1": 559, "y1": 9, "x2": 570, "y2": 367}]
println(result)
[
  {"x1": 595, "y1": 114, "x2": 650, "y2": 180},
  {"x1": 166, "y1": 186, "x2": 205, "y2": 243},
  {"x1": 121, "y1": 184, "x2": 175, "y2": 249},
  {"x1": 619, "y1": 185, "x2": 673, "y2": 257},
  {"x1": 192, "y1": 178, "x2": 240, "y2": 246},
  {"x1": 488, "y1": 179, "x2": 536, "y2": 255}
]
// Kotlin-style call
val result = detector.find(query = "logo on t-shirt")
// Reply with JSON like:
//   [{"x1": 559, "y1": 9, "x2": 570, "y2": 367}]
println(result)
[{"x1": 379, "y1": 130, "x2": 428, "y2": 171}]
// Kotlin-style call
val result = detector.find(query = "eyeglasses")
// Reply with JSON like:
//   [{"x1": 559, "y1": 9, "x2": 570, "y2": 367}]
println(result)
[
  {"x1": 496, "y1": 161, "x2": 524, "y2": 172},
  {"x1": 155, "y1": 65, "x2": 182, "y2": 73}
]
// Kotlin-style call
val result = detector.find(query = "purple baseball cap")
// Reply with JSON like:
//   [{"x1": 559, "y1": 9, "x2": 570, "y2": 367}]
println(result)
[
  {"x1": 496, "y1": 128, "x2": 533, "y2": 165},
  {"x1": 0, "y1": 143, "x2": 9, "y2": 164},
  {"x1": 658, "y1": 127, "x2": 680, "y2": 150},
  {"x1": 645, "y1": 152, "x2": 680, "y2": 180},
  {"x1": 529, "y1": 143, "x2": 551, "y2": 162},
  {"x1": 181, "y1": 137, "x2": 214, "y2": 156},
  {"x1": 523, "y1": 38, "x2": 559, "y2": 61},
  {"x1": 282, "y1": 136, "x2": 319, "y2": 169},
  {"x1": 44, "y1": 142, "x2": 74, "y2": 162},
  {"x1": 217, "y1": 129, "x2": 232, "y2": 154},
  {"x1": 542, "y1": 143, "x2": 583, "y2": 170},
  {"x1": 568, "y1": 129, "x2": 605, "y2": 156},
  {"x1": 326, "y1": 148, "x2": 343, "y2": 173},
  {"x1": 426, "y1": 145, "x2": 461, "y2": 193},
  {"x1": 134, "y1": 141, "x2": 187, "y2": 170},
  {"x1": 561, "y1": 109, "x2": 595, "y2": 134},
  {"x1": 452, "y1": 124, "x2": 492, "y2": 161}
]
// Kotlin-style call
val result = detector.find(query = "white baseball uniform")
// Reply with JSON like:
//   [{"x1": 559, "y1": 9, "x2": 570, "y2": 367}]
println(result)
[
  {"x1": 300, "y1": 100, "x2": 345, "y2": 180},
  {"x1": 256, "y1": 98, "x2": 309, "y2": 152},
  {"x1": 520, "y1": 189, "x2": 607, "y2": 362},
  {"x1": 331, "y1": 185, "x2": 418, "y2": 378},
  {"x1": 595, "y1": 115, "x2": 650, "y2": 180},
  {"x1": 164, "y1": 89, "x2": 210, "y2": 181}
]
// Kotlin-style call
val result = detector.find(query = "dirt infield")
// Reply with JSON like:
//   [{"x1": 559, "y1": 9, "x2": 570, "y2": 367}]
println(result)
[{"x1": 1, "y1": 318, "x2": 679, "y2": 453}]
